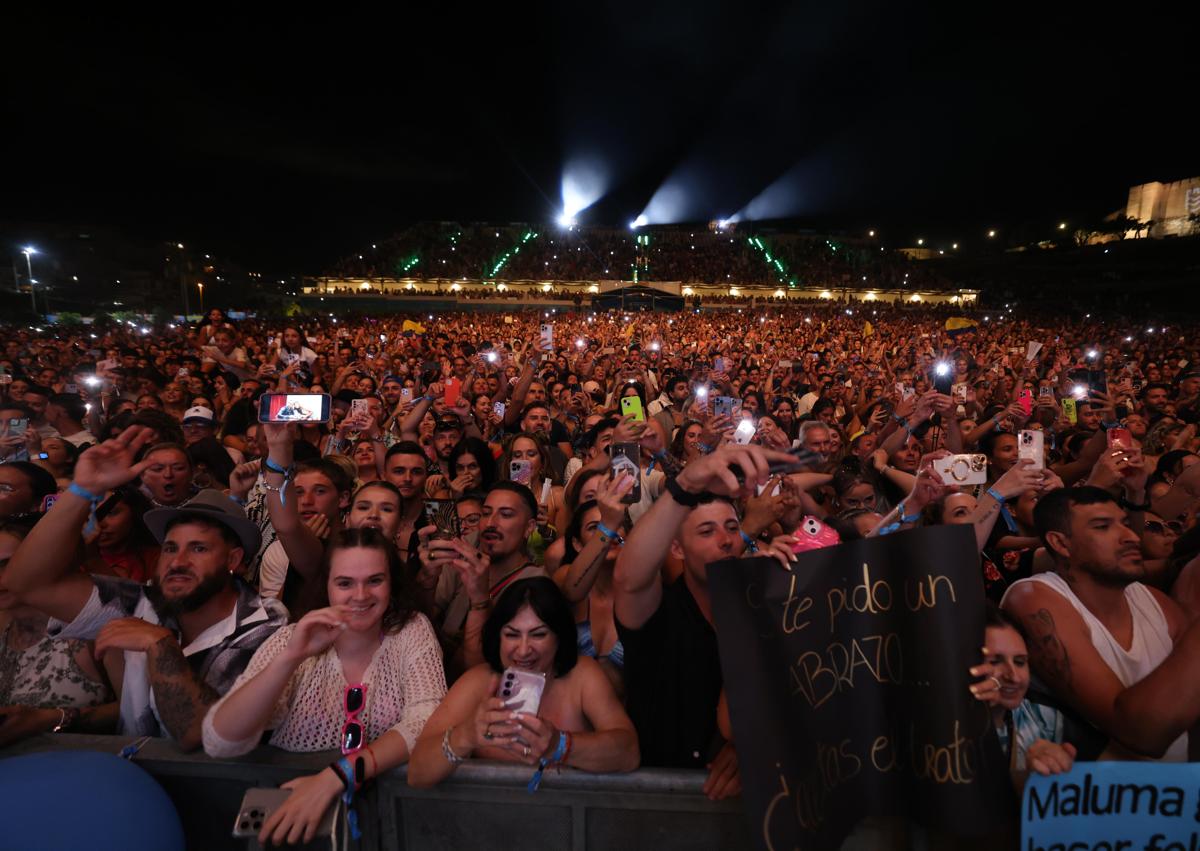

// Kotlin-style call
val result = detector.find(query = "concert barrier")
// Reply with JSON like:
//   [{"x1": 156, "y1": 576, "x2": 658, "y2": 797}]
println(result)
[{"x1": 1, "y1": 734, "x2": 747, "y2": 851}]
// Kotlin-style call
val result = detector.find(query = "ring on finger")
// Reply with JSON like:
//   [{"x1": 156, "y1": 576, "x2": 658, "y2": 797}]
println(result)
[
  {"x1": 988, "y1": 676, "x2": 1002, "y2": 690},
  {"x1": 483, "y1": 725, "x2": 494, "y2": 740}
]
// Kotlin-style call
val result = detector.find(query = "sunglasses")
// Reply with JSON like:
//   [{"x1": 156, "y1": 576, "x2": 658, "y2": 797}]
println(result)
[
  {"x1": 342, "y1": 683, "x2": 367, "y2": 754},
  {"x1": 1144, "y1": 520, "x2": 1182, "y2": 536}
]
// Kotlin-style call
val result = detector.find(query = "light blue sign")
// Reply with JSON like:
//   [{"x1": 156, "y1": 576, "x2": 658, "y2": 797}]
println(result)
[{"x1": 1024, "y1": 762, "x2": 1200, "y2": 851}]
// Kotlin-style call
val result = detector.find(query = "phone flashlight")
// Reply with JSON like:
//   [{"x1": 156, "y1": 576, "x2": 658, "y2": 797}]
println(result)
[
  {"x1": 84, "y1": 376, "x2": 101, "y2": 387},
  {"x1": 575, "y1": 339, "x2": 586, "y2": 349},
  {"x1": 934, "y1": 362, "x2": 950, "y2": 377},
  {"x1": 650, "y1": 342, "x2": 660, "y2": 351},
  {"x1": 1087, "y1": 349, "x2": 1098, "y2": 360},
  {"x1": 486, "y1": 351, "x2": 498, "y2": 363},
  {"x1": 696, "y1": 386, "x2": 708, "y2": 398},
  {"x1": 1072, "y1": 385, "x2": 1088, "y2": 399}
]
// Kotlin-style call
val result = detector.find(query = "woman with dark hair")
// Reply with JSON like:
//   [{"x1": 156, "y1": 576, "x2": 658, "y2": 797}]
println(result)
[
  {"x1": 203, "y1": 528, "x2": 446, "y2": 844},
  {"x1": 83, "y1": 486, "x2": 159, "y2": 583},
  {"x1": 449, "y1": 436, "x2": 497, "y2": 497},
  {"x1": 669, "y1": 419, "x2": 706, "y2": 467},
  {"x1": 186, "y1": 435, "x2": 236, "y2": 490},
  {"x1": 968, "y1": 603, "x2": 1075, "y2": 780},
  {"x1": 408, "y1": 577, "x2": 639, "y2": 788}
]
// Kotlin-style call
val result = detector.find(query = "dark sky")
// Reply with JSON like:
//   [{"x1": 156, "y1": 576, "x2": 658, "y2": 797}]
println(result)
[{"x1": 3, "y1": 5, "x2": 1193, "y2": 273}]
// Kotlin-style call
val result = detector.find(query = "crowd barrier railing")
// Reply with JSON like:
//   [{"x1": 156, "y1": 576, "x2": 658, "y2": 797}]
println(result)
[{"x1": 2, "y1": 734, "x2": 749, "y2": 850}]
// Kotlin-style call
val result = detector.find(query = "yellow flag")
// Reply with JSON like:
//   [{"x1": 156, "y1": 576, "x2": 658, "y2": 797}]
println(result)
[
  {"x1": 402, "y1": 319, "x2": 426, "y2": 335},
  {"x1": 863, "y1": 321, "x2": 874, "y2": 337}
]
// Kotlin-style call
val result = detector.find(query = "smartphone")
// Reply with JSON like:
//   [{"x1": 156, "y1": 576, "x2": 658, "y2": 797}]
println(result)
[
  {"x1": 539, "y1": 478, "x2": 552, "y2": 506},
  {"x1": 65, "y1": 382, "x2": 78, "y2": 394},
  {"x1": 1038, "y1": 385, "x2": 1055, "y2": 400},
  {"x1": 258, "y1": 393, "x2": 332, "y2": 423},
  {"x1": 713, "y1": 396, "x2": 735, "y2": 419},
  {"x1": 1088, "y1": 370, "x2": 1108, "y2": 396},
  {"x1": 620, "y1": 395, "x2": 645, "y2": 422},
  {"x1": 350, "y1": 398, "x2": 370, "y2": 420},
  {"x1": 232, "y1": 787, "x2": 337, "y2": 840},
  {"x1": 1017, "y1": 390, "x2": 1034, "y2": 417},
  {"x1": 1061, "y1": 397, "x2": 1078, "y2": 425},
  {"x1": 933, "y1": 453, "x2": 989, "y2": 486},
  {"x1": 539, "y1": 323, "x2": 554, "y2": 349},
  {"x1": 933, "y1": 370, "x2": 954, "y2": 395},
  {"x1": 951, "y1": 383, "x2": 968, "y2": 404},
  {"x1": 734, "y1": 419, "x2": 756, "y2": 445},
  {"x1": 176, "y1": 367, "x2": 189, "y2": 378},
  {"x1": 509, "y1": 459, "x2": 533, "y2": 486},
  {"x1": 400, "y1": 387, "x2": 413, "y2": 403},
  {"x1": 1018, "y1": 429, "x2": 1045, "y2": 470},
  {"x1": 610, "y1": 442, "x2": 642, "y2": 505},
  {"x1": 8, "y1": 418, "x2": 28, "y2": 437},
  {"x1": 492, "y1": 401, "x2": 506, "y2": 418},
  {"x1": 498, "y1": 668, "x2": 546, "y2": 715},
  {"x1": 1107, "y1": 427, "x2": 1134, "y2": 452},
  {"x1": 714, "y1": 356, "x2": 726, "y2": 373},
  {"x1": 424, "y1": 499, "x2": 461, "y2": 540},
  {"x1": 444, "y1": 377, "x2": 462, "y2": 407}
]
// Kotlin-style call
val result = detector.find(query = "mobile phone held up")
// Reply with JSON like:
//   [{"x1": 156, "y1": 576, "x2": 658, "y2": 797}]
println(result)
[
  {"x1": 539, "y1": 323, "x2": 554, "y2": 350},
  {"x1": 424, "y1": 499, "x2": 461, "y2": 540},
  {"x1": 258, "y1": 393, "x2": 331, "y2": 423},
  {"x1": 619, "y1": 395, "x2": 645, "y2": 422},
  {"x1": 444, "y1": 377, "x2": 462, "y2": 407},
  {"x1": 610, "y1": 442, "x2": 641, "y2": 504},
  {"x1": 1018, "y1": 429, "x2": 1045, "y2": 470},
  {"x1": 498, "y1": 668, "x2": 546, "y2": 715},
  {"x1": 509, "y1": 459, "x2": 533, "y2": 486}
]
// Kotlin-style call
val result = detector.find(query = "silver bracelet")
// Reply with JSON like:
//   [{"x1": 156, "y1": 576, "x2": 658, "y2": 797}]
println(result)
[{"x1": 442, "y1": 726, "x2": 465, "y2": 764}]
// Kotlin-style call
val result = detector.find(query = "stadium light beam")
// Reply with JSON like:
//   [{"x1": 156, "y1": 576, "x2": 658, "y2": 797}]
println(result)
[
  {"x1": 559, "y1": 155, "x2": 609, "y2": 224},
  {"x1": 629, "y1": 214, "x2": 648, "y2": 230}
]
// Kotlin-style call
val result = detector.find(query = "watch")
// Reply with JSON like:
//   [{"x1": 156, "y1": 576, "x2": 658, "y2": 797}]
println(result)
[
  {"x1": 664, "y1": 476, "x2": 703, "y2": 507},
  {"x1": 1118, "y1": 494, "x2": 1151, "y2": 512}
]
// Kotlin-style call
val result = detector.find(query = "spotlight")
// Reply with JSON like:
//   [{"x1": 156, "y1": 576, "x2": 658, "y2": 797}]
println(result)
[
  {"x1": 556, "y1": 213, "x2": 577, "y2": 229},
  {"x1": 629, "y1": 215, "x2": 648, "y2": 230}
]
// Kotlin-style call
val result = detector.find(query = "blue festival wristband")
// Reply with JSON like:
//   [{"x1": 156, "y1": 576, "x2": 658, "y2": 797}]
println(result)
[
  {"x1": 740, "y1": 531, "x2": 760, "y2": 553},
  {"x1": 595, "y1": 522, "x2": 624, "y2": 545},
  {"x1": 67, "y1": 482, "x2": 103, "y2": 504},
  {"x1": 987, "y1": 487, "x2": 1019, "y2": 532},
  {"x1": 528, "y1": 731, "x2": 570, "y2": 793}
]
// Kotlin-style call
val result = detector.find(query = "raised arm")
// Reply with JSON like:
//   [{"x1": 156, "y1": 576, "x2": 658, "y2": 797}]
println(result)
[
  {"x1": 553, "y1": 473, "x2": 633, "y2": 604},
  {"x1": 1004, "y1": 583, "x2": 1200, "y2": 758},
  {"x1": 262, "y1": 423, "x2": 325, "y2": 579},
  {"x1": 5, "y1": 427, "x2": 155, "y2": 622}
]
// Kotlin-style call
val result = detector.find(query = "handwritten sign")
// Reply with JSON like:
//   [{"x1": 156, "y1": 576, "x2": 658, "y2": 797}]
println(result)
[
  {"x1": 1024, "y1": 762, "x2": 1200, "y2": 851},
  {"x1": 708, "y1": 525, "x2": 1013, "y2": 851}
]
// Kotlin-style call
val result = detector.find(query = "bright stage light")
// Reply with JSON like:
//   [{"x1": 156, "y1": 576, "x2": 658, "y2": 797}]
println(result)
[
  {"x1": 560, "y1": 156, "x2": 608, "y2": 224},
  {"x1": 629, "y1": 214, "x2": 648, "y2": 230}
]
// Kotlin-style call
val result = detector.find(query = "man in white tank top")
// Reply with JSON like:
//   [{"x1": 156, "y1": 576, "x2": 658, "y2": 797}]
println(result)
[{"x1": 1002, "y1": 486, "x2": 1200, "y2": 761}]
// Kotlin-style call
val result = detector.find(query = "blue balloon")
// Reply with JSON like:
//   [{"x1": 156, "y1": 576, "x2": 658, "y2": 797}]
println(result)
[{"x1": 0, "y1": 751, "x2": 184, "y2": 851}]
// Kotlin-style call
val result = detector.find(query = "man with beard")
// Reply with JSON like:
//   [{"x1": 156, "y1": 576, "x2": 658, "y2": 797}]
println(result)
[
  {"x1": 1003, "y1": 486, "x2": 1200, "y2": 761},
  {"x1": 418, "y1": 481, "x2": 545, "y2": 672},
  {"x1": 3, "y1": 426, "x2": 287, "y2": 750}
]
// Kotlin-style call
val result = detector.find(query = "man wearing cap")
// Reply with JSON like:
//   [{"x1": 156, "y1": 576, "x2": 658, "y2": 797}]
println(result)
[
  {"x1": 181, "y1": 405, "x2": 244, "y2": 464},
  {"x1": 3, "y1": 427, "x2": 287, "y2": 750}
]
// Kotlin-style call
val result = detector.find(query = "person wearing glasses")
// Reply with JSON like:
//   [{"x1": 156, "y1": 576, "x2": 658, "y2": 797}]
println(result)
[
  {"x1": 1139, "y1": 510, "x2": 1182, "y2": 590},
  {"x1": 202, "y1": 528, "x2": 447, "y2": 847}
]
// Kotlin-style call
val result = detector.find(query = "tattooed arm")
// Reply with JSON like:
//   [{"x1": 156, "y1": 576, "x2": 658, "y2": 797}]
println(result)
[
  {"x1": 1004, "y1": 582, "x2": 1200, "y2": 757},
  {"x1": 146, "y1": 635, "x2": 220, "y2": 751}
]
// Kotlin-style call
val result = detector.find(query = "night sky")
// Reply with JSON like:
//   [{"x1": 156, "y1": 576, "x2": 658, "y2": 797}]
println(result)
[{"x1": 3, "y1": 5, "x2": 1193, "y2": 273}]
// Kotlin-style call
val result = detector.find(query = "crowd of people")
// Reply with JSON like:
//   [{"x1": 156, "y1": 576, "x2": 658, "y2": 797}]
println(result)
[
  {"x1": 1, "y1": 299, "x2": 1198, "y2": 845},
  {"x1": 326, "y1": 223, "x2": 951, "y2": 291}
]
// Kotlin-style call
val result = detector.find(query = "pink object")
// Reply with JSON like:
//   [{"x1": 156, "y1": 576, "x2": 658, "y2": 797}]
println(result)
[{"x1": 791, "y1": 516, "x2": 841, "y2": 552}]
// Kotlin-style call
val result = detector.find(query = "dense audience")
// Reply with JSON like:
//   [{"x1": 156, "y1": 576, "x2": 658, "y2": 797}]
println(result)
[{"x1": 2, "y1": 299, "x2": 1199, "y2": 844}]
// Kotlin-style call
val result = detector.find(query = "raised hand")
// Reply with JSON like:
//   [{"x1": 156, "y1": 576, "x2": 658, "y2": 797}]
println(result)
[{"x1": 73, "y1": 425, "x2": 157, "y2": 493}]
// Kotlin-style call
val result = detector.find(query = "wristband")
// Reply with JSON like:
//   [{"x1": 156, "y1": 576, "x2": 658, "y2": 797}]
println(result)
[
  {"x1": 740, "y1": 531, "x2": 760, "y2": 553},
  {"x1": 987, "y1": 487, "x2": 1019, "y2": 532},
  {"x1": 528, "y1": 730, "x2": 570, "y2": 793},
  {"x1": 262, "y1": 457, "x2": 290, "y2": 476},
  {"x1": 695, "y1": 441, "x2": 714, "y2": 455},
  {"x1": 595, "y1": 521, "x2": 624, "y2": 546},
  {"x1": 67, "y1": 482, "x2": 103, "y2": 504},
  {"x1": 1118, "y1": 494, "x2": 1151, "y2": 512},
  {"x1": 664, "y1": 476, "x2": 703, "y2": 507}
]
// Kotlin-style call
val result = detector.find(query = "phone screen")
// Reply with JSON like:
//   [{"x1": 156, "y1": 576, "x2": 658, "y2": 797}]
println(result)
[
  {"x1": 258, "y1": 393, "x2": 331, "y2": 423},
  {"x1": 620, "y1": 396, "x2": 645, "y2": 422},
  {"x1": 611, "y1": 443, "x2": 642, "y2": 504}
]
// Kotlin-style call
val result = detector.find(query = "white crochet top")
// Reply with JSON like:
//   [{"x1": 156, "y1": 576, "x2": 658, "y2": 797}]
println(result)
[{"x1": 202, "y1": 614, "x2": 447, "y2": 757}]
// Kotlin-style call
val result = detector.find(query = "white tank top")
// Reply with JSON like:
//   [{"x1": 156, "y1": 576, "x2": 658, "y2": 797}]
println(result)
[{"x1": 1004, "y1": 572, "x2": 1188, "y2": 762}]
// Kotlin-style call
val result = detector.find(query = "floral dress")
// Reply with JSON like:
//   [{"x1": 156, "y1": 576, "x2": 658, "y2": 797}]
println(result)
[{"x1": 0, "y1": 625, "x2": 112, "y2": 709}]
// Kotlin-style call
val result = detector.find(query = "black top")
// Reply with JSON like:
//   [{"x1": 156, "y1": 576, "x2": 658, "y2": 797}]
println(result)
[{"x1": 616, "y1": 576, "x2": 724, "y2": 769}]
